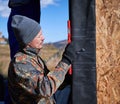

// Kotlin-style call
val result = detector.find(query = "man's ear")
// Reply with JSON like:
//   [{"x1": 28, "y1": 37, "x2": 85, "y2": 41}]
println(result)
[{"x1": 26, "y1": 43, "x2": 31, "y2": 48}]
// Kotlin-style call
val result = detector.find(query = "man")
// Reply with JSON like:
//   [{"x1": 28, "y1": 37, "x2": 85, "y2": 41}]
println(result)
[
  {"x1": 8, "y1": 15, "x2": 75, "y2": 104},
  {"x1": 6, "y1": 1, "x2": 40, "y2": 103}
]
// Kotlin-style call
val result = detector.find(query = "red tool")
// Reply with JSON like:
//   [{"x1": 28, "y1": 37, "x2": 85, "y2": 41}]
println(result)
[{"x1": 67, "y1": 20, "x2": 72, "y2": 75}]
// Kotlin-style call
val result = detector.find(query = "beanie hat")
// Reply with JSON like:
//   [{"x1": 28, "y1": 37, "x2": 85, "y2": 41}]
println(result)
[{"x1": 11, "y1": 15, "x2": 41, "y2": 47}]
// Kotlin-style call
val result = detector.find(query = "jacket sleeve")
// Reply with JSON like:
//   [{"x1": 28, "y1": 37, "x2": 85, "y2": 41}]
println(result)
[{"x1": 13, "y1": 61, "x2": 70, "y2": 97}]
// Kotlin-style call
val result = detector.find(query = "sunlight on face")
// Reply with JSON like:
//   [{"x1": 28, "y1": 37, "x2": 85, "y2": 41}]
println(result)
[{"x1": 28, "y1": 29, "x2": 45, "y2": 49}]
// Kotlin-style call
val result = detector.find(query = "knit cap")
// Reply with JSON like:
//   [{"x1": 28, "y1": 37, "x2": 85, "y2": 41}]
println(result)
[{"x1": 11, "y1": 15, "x2": 41, "y2": 47}]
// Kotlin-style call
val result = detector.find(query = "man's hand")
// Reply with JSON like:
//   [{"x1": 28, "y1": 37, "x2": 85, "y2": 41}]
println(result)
[{"x1": 61, "y1": 42, "x2": 76, "y2": 65}]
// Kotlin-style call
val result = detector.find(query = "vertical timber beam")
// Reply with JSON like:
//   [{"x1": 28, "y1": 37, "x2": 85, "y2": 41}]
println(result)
[{"x1": 69, "y1": 0, "x2": 97, "y2": 104}]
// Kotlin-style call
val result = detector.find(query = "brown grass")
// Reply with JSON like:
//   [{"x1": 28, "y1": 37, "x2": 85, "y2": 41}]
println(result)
[
  {"x1": 0, "y1": 45, "x2": 10, "y2": 77},
  {"x1": 40, "y1": 44, "x2": 59, "y2": 61}
]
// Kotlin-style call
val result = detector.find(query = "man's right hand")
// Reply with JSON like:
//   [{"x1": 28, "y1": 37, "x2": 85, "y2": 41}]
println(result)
[{"x1": 61, "y1": 42, "x2": 76, "y2": 65}]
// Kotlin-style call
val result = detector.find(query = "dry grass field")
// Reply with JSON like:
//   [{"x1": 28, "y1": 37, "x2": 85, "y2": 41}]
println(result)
[
  {"x1": 40, "y1": 44, "x2": 62, "y2": 70},
  {"x1": 0, "y1": 45, "x2": 10, "y2": 78}
]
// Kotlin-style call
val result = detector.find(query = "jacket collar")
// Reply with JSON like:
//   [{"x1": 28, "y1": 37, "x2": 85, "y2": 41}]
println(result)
[{"x1": 21, "y1": 47, "x2": 40, "y2": 56}]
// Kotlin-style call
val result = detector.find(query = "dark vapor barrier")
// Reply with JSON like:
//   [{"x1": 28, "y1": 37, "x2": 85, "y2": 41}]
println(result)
[{"x1": 69, "y1": 0, "x2": 97, "y2": 104}]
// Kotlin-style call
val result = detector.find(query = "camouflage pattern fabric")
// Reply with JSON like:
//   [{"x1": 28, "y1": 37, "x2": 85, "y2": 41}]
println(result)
[{"x1": 8, "y1": 47, "x2": 70, "y2": 104}]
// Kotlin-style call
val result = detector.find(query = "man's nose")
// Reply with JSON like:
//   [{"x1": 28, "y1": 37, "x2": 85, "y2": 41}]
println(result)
[{"x1": 41, "y1": 35, "x2": 45, "y2": 41}]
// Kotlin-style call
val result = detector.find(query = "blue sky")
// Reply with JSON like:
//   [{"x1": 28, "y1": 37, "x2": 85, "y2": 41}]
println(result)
[{"x1": 0, "y1": 0, "x2": 68, "y2": 43}]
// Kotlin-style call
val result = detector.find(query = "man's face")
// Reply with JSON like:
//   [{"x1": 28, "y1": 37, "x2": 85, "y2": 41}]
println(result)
[{"x1": 28, "y1": 29, "x2": 45, "y2": 49}]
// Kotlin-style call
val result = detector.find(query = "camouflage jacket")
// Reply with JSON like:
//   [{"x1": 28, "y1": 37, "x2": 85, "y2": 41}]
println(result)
[{"x1": 8, "y1": 47, "x2": 70, "y2": 104}]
